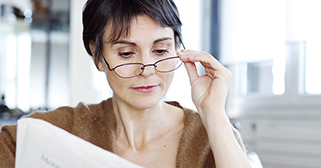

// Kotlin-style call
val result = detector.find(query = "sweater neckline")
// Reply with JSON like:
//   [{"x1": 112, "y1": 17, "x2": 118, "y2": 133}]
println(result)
[{"x1": 100, "y1": 98, "x2": 196, "y2": 165}]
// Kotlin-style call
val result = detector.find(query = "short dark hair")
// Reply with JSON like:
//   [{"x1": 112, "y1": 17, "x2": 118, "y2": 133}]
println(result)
[{"x1": 82, "y1": 0, "x2": 183, "y2": 68}]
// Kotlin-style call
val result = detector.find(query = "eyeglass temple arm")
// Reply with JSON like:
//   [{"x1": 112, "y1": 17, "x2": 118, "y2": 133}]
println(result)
[{"x1": 99, "y1": 49, "x2": 113, "y2": 71}]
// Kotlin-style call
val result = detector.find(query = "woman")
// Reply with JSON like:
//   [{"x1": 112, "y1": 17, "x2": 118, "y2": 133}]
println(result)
[{"x1": 0, "y1": 0, "x2": 251, "y2": 167}]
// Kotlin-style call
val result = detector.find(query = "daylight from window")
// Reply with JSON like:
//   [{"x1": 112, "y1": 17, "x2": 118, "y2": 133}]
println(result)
[{"x1": 288, "y1": 0, "x2": 321, "y2": 94}]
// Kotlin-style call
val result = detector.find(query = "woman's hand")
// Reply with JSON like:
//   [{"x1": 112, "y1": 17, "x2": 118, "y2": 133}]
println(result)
[
  {"x1": 178, "y1": 50, "x2": 251, "y2": 168},
  {"x1": 178, "y1": 50, "x2": 231, "y2": 121}
]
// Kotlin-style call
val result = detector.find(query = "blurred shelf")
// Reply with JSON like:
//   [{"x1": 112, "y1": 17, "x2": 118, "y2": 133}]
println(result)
[{"x1": 0, "y1": 118, "x2": 18, "y2": 127}]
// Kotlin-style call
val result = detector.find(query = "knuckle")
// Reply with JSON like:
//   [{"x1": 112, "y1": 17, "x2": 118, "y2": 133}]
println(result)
[
  {"x1": 220, "y1": 66, "x2": 231, "y2": 76},
  {"x1": 201, "y1": 51, "x2": 208, "y2": 55}
]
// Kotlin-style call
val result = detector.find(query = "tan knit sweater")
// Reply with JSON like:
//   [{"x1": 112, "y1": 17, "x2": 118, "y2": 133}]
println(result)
[{"x1": 0, "y1": 98, "x2": 246, "y2": 167}]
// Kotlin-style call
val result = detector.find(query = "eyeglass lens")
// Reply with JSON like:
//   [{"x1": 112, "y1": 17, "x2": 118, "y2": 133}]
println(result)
[{"x1": 113, "y1": 57, "x2": 182, "y2": 78}]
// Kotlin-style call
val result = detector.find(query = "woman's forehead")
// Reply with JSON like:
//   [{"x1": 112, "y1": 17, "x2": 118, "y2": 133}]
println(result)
[
  {"x1": 130, "y1": 15, "x2": 161, "y2": 29},
  {"x1": 103, "y1": 15, "x2": 174, "y2": 44}
]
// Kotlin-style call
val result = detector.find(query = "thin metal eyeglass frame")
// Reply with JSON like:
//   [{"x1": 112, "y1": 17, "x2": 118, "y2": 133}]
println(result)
[{"x1": 99, "y1": 49, "x2": 183, "y2": 78}]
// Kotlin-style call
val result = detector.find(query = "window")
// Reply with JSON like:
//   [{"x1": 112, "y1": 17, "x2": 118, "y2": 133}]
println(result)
[
  {"x1": 0, "y1": 1, "x2": 71, "y2": 112},
  {"x1": 287, "y1": 0, "x2": 321, "y2": 96},
  {"x1": 237, "y1": 59, "x2": 285, "y2": 96},
  {"x1": 305, "y1": 50, "x2": 321, "y2": 94},
  {"x1": 221, "y1": 0, "x2": 321, "y2": 116},
  {"x1": 0, "y1": 5, "x2": 32, "y2": 112}
]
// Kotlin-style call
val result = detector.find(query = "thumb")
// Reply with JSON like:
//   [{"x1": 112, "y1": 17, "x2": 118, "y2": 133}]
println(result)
[{"x1": 184, "y1": 61, "x2": 199, "y2": 85}]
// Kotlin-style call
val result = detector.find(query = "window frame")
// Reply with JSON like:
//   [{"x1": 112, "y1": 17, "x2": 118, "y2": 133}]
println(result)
[{"x1": 226, "y1": 41, "x2": 321, "y2": 117}]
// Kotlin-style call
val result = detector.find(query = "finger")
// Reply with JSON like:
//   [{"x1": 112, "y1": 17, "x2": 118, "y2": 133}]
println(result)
[
  {"x1": 184, "y1": 61, "x2": 199, "y2": 84},
  {"x1": 179, "y1": 50, "x2": 225, "y2": 71}
]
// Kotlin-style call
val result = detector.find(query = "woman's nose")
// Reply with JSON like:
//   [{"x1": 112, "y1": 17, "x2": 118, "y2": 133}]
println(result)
[
  {"x1": 140, "y1": 63, "x2": 156, "y2": 77},
  {"x1": 138, "y1": 52, "x2": 156, "y2": 77}
]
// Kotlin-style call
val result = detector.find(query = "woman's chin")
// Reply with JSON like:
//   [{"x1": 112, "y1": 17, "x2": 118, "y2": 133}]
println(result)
[
  {"x1": 129, "y1": 97, "x2": 163, "y2": 110},
  {"x1": 112, "y1": 87, "x2": 167, "y2": 110}
]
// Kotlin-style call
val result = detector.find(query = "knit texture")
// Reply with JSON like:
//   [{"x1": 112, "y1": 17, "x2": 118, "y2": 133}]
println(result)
[{"x1": 0, "y1": 98, "x2": 246, "y2": 167}]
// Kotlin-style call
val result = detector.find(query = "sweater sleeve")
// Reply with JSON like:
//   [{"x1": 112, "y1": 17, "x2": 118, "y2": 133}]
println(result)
[
  {"x1": 0, "y1": 124, "x2": 17, "y2": 168},
  {"x1": 22, "y1": 102, "x2": 98, "y2": 135}
]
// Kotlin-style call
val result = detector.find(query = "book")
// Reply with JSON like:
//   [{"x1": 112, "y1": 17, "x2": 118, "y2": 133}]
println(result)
[{"x1": 15, "y1": 118, "x2": 144, "y2": 168}]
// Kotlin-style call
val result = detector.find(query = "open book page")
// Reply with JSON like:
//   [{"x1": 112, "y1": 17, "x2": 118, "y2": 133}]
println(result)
[{"x1": 15, "y1": 118, "x2": 144, "y2": 168}]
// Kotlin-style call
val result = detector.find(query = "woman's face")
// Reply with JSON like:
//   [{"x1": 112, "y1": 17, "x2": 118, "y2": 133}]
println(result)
[{"x1": 98, "y1": 15, "x2": 177, "y2": 110}]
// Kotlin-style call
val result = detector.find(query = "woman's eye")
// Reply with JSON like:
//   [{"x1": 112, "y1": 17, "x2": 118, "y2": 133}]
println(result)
[
  {"x1": 118, "y1": 52, "x2": 134, "y2": 58},
  {"x1": 154, "y1": 50, "x2": 169, "y2": 55}
]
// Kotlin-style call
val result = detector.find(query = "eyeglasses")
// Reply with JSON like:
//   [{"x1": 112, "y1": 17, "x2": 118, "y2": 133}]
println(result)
[{"x1": 99, "y1": 50, "x2": 183, "y2": 78}]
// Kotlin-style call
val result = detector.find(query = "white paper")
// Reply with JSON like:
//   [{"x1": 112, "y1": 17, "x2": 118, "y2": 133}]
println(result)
[{"x1": 15, "y1": 118, "x2": 144, "y2": 168}]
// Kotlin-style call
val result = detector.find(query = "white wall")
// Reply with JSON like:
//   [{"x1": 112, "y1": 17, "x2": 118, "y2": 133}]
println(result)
[
  {"x1": 165, "y1": 0, "x2": 212, "y2": 110},
  {"x1": 69, "y1": 0, "x2": 104, "y2": 106},
  {"x1": 220, "y1": 0, "x2": 287, "y2": 65}
]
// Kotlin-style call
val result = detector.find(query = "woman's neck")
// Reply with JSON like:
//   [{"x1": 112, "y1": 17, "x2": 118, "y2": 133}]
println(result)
[{"x1": 112, "y1": 97, "x2": 172, "y2": 151}]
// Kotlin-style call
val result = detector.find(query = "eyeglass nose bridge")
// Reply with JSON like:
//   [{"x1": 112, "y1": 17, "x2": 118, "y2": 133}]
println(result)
[
  {"x1": 140, "y1": 63, "x2": 157, "y2": 71},
  {"x1": 138, "y1": 63, "x2": 157, "y2": 76}
]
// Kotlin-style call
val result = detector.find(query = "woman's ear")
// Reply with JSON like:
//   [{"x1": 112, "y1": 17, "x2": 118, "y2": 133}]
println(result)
[
  {"x1": 96, "y1": 58, "x2": 105, "y2": 72},
  {"x1": 89, "y1": 40, "x2": 96, "y2": 55},
  {"x1": 89, "y1": 41, "x2": 105, "y2": 72}
]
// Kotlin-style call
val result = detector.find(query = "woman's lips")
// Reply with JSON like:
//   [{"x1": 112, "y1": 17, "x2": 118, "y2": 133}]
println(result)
[{"x1": 132, "y1": 85, "x2": 158, "y2": 93}]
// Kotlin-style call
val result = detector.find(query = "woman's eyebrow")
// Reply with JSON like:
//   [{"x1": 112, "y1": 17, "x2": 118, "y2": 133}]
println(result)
[
  {"x1": 111, "y1": 37, "x2": 172, "y2": 46},
  {"x1": 153, "y1": 37, "x2": 172, "y2": 44},
  {"x1": 112, "y1": 40, "x2": 137, "y2": 46}
]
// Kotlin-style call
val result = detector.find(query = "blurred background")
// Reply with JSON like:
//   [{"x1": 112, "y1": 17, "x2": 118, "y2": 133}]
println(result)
[{"x1": 0, "y1": 0, "x2": 321, "y2": 167}]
